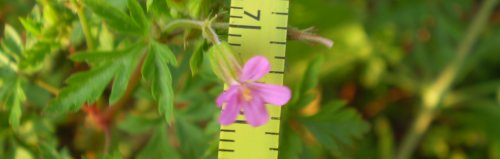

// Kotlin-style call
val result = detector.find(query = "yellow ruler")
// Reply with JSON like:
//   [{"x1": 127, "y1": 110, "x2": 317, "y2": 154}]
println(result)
[{"x1": 218, "y1": 0, "x2": 289, "y2": 159}]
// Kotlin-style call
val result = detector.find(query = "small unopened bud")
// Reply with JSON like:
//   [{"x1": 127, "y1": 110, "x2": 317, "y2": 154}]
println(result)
[{"x1": 208, "y1": 42, "x2": 242, "y2": 85}]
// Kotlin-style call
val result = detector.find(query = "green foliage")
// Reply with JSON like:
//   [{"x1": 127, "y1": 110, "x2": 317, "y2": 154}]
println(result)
[
  {"x1": 0, "y1": 0, "x2": 498, "y2": 158},
  {"x1": 39, "y1": 143, "x2": 72, "y2": 159},
  {"x1": 83, "y1": 0, "x2": 142, "y2": 35},
  {"x1": 301, "y1": 101, "x2": 370, "y2": 152},
  {"x1": 1, "y1": 25, "x2": 23, "y2": 57},
  {"x1": 142, "y1": 41, "x2": 177, "y2": 124},
  {"x1": 280, "y1": 57, "x2": 370, "y2": 158},
  {"x1": 189, "y1": 40, "x2": 206, "y2": 76},
  {"x1": 290, "y1": 56, "x2": 324, "y2": 110},
  {"x1": 0, "y1": 76, "x2": 25, "y2": 128},
  {"x1": 51, "y1": 44, "x2": 144, "y2": 112},
  {"x1": 136, "y1": 125, "x2": 180, "y2": 159}
]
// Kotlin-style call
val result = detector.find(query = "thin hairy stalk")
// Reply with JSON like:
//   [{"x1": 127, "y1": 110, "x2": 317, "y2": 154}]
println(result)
[
  {"x1": 162, "y1": 19, "x2": 333, "y2": 48},
  {"x1": 396, "y1": 0, "x2": 498, "y2": 158},
  {"x1": 35, "y1": 79, "x2": 59, "y2": 95},
  {"x1": 71, "y1": 0, "x2": 95, "y2": 50}
]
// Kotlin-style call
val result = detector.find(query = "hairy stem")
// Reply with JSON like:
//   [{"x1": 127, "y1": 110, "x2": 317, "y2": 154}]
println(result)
[
  {"x1": 162, "y1": 19, "x2": 333, "y2": 48},
  {"x1": 35, "y1": 79, "x2": 59, "y2": 95},
  {"x1": 163, "y1": 19, "x2": 204, "y2": 33},
  {"x1": 396, "y1": 0, "x2": 498, "y2": 158},
  {"x1": 71, "y1": 0, "x2": 95, "y2": 50}
]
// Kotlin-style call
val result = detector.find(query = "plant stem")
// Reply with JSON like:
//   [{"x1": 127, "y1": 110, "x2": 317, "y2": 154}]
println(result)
[
  {"x1": 35, "y1": 79, "x2": 59, "y2": 95},
  {"x1": 72, "y1": 0, "x2": 95, "y2": 50},
  {"x1": 163, "y1": 19, "x2": 204, "y2": 33},
  {"x1": 396, "y1": 0, "x2": 498, "y2": 158},
  {"x1": 162, "y1": 20, "x2": 333, "y2": 47}
]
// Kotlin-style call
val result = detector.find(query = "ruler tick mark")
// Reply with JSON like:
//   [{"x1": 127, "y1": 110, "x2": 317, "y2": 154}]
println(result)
[
  {"x1": 269, "y1": 148, "x2": 279, "y2": 151},
  {"x1": 234, "y1": 120, "x2": 247, "y2": 124},
  {"x1": 270, "y1": 71, "x2": 285, "y2": 74},
  {"x1": 272, "y1": 12, "x2": 289, "y2": 15},
  {"x1": 274, "y1": 56, "x2": 286, "y2": 60},
  {"x1": 265, "y1": 132, "x2": 280, "y2": 135},
  {"x1": 230, "y1": 6, "x2": 243, "y2": 9},
  {"x1": 229, "y1": 43, "x2": 241, "y2": 46},
  {"x1": 229, "y1": 24, "x2": 261, "y2": 30},
  {"x1": 228, "y1": 34, "x2": 242, "y2": 37},
  {"x1": 220, "y1": 139, "x2": 235, "y2": 142},
  {"x1": 271, "y1": 117, "x2": 281, "y2": 120},
  {"x1": 230, "y1": 15, "x2": 243, "y2": 19},
  {"x1": 270, "y1": 41, "x2": 287, "y2": 45},
  {"x1": 220, "y1": 129, "x2": 236, "y2": 132},
  {"x1": 219, "y1": 149, "x2": 235, "y2": 152},
  {"x1": 276, "y1": 26, "x2": 288, "y2": 30}
]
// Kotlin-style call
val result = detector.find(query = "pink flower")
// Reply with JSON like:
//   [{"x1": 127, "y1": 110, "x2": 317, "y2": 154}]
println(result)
[{"x1": 216, "y1": 56, "x2": 291, "y2": 127}]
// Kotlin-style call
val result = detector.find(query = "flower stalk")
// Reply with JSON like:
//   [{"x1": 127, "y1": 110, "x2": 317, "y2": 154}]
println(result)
[{"x1": 396, "y1": 0, "x2": 498, "y2": 158}]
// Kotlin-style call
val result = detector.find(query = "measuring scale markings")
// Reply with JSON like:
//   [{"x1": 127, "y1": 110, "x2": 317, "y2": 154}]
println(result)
[{"x1": 218, "y1": 0, "x2": 290, "y2": 159}]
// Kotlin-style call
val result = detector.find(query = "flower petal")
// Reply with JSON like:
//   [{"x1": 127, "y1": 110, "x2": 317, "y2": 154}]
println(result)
[
  {"x1": 240, "y1": 56, "x2": 270, "y2": 81},
  {"x1": 218, "y1": 95, "x2": 241, "y2": 125},
  {"x1": 251, "y1": 83, "x2": 291, "y2": 106},
  {"x1": 243, "y1": 97, "x2": 269, "y2": 127},
  {"x1": 216, "y1": 85, "x2": 239, "y2": 107}
]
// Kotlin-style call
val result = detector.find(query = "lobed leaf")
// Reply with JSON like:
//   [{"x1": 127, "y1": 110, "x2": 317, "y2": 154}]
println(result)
[
  {"x1": 189, "y1": 40, "x2": 206, "y2": 76},
  {"x1": 300, "y1": 101, "x2": 370, "y2": 151},
  {"x1": 137, "y1": 126, "x2": 180, "y2": 159},
  {"x1": 0, "y1": 73, "x2": 25, "y2": 128},
  {"x1": 83, "y1": 0, "x2": 142, "y2": 35},
  {"x1": 127, "y1": 0, "x2": 149, "y2": 34},
  {"x1": 50, "y1": 44, "x2": 144, "y2": 112},
  {"x1": 139, "y1": 41, "x2": 178, "y2": 124},
  {"x1": 290, "y1": 56, "x2": 324, "y2": 109},
  {"x1": 1, "y1": 25, "x2": 23, "y2": 59}
]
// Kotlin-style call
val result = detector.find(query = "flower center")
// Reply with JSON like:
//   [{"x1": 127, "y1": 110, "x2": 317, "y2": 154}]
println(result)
[{"x1": 241, "y1": 86, "x2": 253, "y2": 101}]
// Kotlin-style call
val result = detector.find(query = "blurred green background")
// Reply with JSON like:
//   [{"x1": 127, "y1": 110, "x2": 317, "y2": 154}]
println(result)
[{"x1": 1, "y1": 0, "x2": 499, "y2": 159}]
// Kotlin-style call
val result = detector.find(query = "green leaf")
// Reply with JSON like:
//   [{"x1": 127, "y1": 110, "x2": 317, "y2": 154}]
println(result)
[
  {"x1": 165, "y1": 0, "x2": 186, "y2": 11},
  {"x1": 0, "y1": 74, "x2": 25, "y2": 128},
  {"x1": 18, "y1": 41, "x2": 53, "y2": 73},
  {"x1": 293, "y1": 94, "x2": 316, "y2": 110},
  {"x1": 300, "y1": 56, "x2": 324, "y2": 95},
  {"x1": 99, "y1": 151, "x2": 123, "y2": 159},
  {"x1": 145, "y1": 0, "x2": 169, "y2": 16},
  {"x1": 189, "y1": 40, "x2": 206, "y2": 76},
  {"x1": 279, "y1": 126, "x2": 303, "y2": 159},
  {"x1": 50, "y1": 44, "x2": 143, "y2": 112},
  {"x1": 7, "y1": 80, "x2": 25, "y2": 128},
  {"x1": 186, "y1": 0, "x2": 205, "y2": 18},
  {"x1": 19, "y1": 17, "x2": 42, "y2": 35},
  {"x1": 300, "y1": 101, "x2": 370, "y2": 151},
  {"x1": 117, "y1": 115, "x2": 160, "y2": 135},
  {"x1": 146, "y1": 0, "x2": 154, "y2": 12},
  {"x1": 142, "y1": 41, "x2": 177, "y2": 124},
  {"x1": 39, "y1": 143, "x2": 72, "y2": 159},
  {"x1": 454, "y1": 104, "x2": 500, "y2": 142},
  {"x1": 137, "y1": 126, "x2": 180, "y2": 159},
  {"x1": 83, "y1": 0, "x2": 142, "y2": 35},
  {"x1": 1, "y1": 24, "x2": 23, "y2": 58},
  {"x1": 127, "y1": 0, "x2": 149, "y2": 33},
  {"x1": 290, "y1": 56, "x2": 324, "y2": 109},
  {"x1": 175, "y1": 117, "x2": 208, "y2": 158}
]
